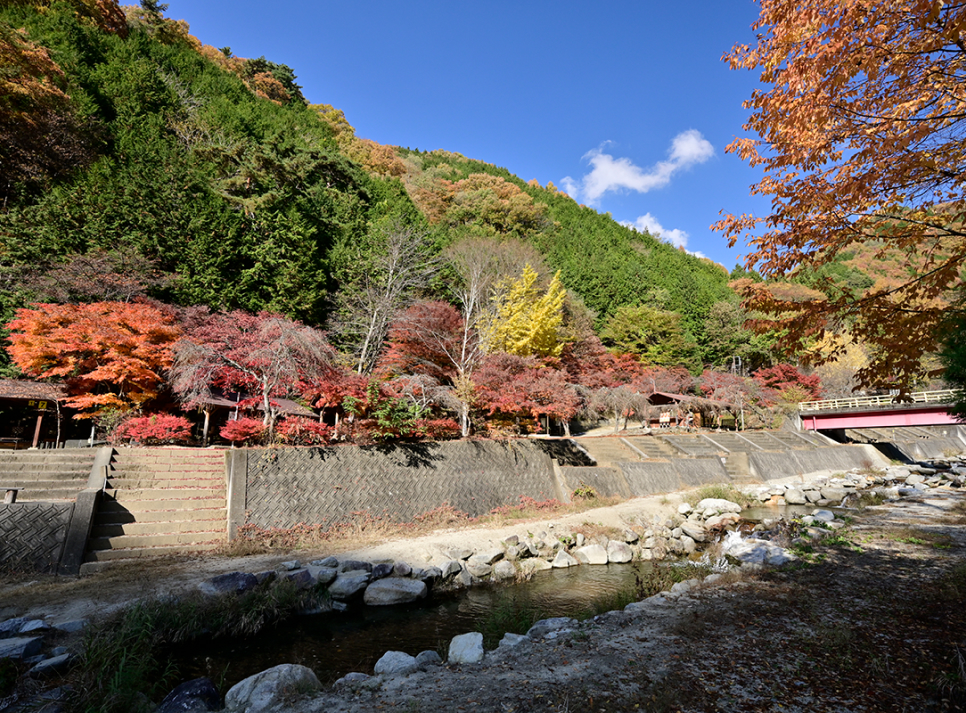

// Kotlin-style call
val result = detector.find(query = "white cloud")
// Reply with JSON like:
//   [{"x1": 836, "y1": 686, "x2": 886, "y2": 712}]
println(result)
[
  {"x1": 621, "y1": 212, "x2": 705, "y2": 259},
  {"x1": 624, "y1": 213, "x2": 688, "y2": 248},
  {"x1": 566, "y1": 130, "x2": 713, "y2": 204},
  {"x1": 559, "y1": 176, "x2": 579, "y2": 199}
]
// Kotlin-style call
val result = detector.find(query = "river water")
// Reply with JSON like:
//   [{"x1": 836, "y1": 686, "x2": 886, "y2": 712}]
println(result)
[
  {"x1": 172, "y1": 504, "x2": 820, "y2": 687},
  {"x1": 171, "y1": 563, "x2": 647, "y2": 687}
]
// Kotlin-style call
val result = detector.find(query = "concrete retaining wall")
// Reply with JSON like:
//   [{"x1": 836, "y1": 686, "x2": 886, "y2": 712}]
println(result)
[
  {"x1": 559, "y1": 457, "x2": 731, "y2": 500},
  {"x1": 891, "y1": 437, "x2": 965, "y2": 461},
  {"x1": 748, "y1": 444, "x2": 888, "y2": 482},
  {"x1": 0, "y1": 446, "x2": 108, "y2": 575},
  {"x1": 234, "y1": 440, "x2": 559, "y2": 532}
]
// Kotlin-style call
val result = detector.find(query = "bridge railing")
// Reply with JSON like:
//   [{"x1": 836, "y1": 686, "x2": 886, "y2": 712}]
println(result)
[{"x1": 798, "y1": 389, "x2": 958, "y2": 413}]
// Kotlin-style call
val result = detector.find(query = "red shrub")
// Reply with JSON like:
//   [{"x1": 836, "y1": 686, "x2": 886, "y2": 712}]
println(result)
[
  {"x1": 220, "y1": 417, "x2": 266, "y2": 444},
  {"x1": 114, "y1": 414, "x2": 192, "y2": 445},
  {"x1": 414, "y1": 418, "x2": 461, "y2": 440},
  {"x1": 276, "y1": 418, "x2": 333, "y2": 446}
]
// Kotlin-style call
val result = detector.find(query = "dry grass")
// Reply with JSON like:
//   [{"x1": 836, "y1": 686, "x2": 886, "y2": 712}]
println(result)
[
  {"x1": 682, "y1": 483, "x2": 754, "y2": 509},
  {"x1": 221, "y1": 496, "x2": 626, "y2": 556},
  {"x1": 575, "y1": 521, "x2": 626, "y2": 543}
]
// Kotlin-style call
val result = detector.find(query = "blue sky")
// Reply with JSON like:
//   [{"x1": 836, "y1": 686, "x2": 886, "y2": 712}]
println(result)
[{"x1": 164, "y1": 1, "x2": 768, "y2": 269}]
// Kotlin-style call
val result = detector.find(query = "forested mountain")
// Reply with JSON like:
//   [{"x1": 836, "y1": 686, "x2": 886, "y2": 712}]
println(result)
[
  {"x1": 0, "y1": 0, "x2": 899, "y2": 390},
  {"x1": 0, "y1": 0, "x2": 755, "y2": 378}
]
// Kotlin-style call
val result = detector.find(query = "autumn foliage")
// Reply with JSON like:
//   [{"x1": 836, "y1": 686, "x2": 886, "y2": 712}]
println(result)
[
  {"x1": 752, "y1": 364, "x2": 822, "y2": 403},
  {"x1": 275, "y1": 417, "x2": 332, "y2": 446},
  {"x1": 114, "y1": 413, "x2": 192, "y2": 445},
  {"x1": 171, "y1": 310, "x2": 336, "y2": 431},
  {"x1": 220, "y1": 417, "x2": 266, "y2": 444},
  {"x1": 716, "y1": 0, "x2": 966, "y2": 389},
  {"x1": 7, "y1": 301, "x2": 180, "y2": 417}
]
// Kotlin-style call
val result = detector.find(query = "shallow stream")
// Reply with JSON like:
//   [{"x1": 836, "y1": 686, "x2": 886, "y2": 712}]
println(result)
[
  {"x1": 172, "y1": 563, "x2": 646, "y2": 687},
  {"x1": 172, "y1": 503, "x2": 822, "y2": 688}
]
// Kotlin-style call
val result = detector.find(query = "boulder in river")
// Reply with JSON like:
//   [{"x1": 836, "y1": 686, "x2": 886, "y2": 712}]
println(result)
[
  {"x1": 374, "y1": 651, "x2": 418, "y2": 676},
  {"x1": 363, "y1": 578, "x2": 427, "y2": 606},
  {"x1": 448, "y1": 632, "x2": 484, "y2": 664},
  {"x1": 224, "y1": 664, "x2": 320, "y2": 713}
]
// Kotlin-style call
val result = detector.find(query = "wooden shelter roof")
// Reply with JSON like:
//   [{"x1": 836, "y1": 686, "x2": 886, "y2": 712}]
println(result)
[
  {"x1": 648, "y1": 391, "x2": 732, "y2": 410},
  {"x1": 0, "y1": 379, "x2": 66, "y2": 402}
]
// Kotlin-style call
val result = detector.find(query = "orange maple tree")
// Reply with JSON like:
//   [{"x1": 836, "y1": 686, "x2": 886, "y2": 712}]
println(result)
[
  {"x1": 6, "y1": 301, "x2": 180, "y2": 418},
  {"x1": 715, "y1": 0, "x2": 966, "y2": 389}
]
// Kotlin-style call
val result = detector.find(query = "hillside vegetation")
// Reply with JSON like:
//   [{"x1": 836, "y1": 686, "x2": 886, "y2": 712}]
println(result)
[{"x1": 1, "y1": 1, "x2": 937, "y2": 445}]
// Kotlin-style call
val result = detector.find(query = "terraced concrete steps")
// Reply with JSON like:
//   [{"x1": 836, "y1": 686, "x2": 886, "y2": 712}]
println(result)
[
  {"x1": 572, "y1": 437, "x2": 643, "y2": 467},
  {"x1": 0, "y1": 449, "x2": 97, "y2": 501},
  {"x1": 82, "y1": 448, "x2": 228, "y2": 570},
  {"x1": 622, "y1": 436, "x2": 680, "y2": 459}
]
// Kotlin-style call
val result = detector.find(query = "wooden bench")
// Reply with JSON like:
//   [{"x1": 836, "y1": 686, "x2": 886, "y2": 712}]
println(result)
[{"x1": 1, "y1": 487, "x2": 23, "y2": 504}]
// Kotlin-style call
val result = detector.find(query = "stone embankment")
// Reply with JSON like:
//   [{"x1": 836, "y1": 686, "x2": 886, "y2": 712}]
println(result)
[{"x1": 3, "y1": 455, "x2": 966, "y2": 712}]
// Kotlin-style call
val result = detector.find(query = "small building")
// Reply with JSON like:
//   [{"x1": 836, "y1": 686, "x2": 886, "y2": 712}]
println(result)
[
  {"x1": 0, "y1": 379, "x2": 72, "y2": 448},
  {"x1": 192, "y1": 389, "x2": 318, "y2": 445},
  {"x1": 647, "y1": 391, "x2": 733, "y2": 429}
]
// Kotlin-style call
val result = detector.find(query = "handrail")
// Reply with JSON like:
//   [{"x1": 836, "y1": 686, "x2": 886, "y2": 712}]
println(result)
[{"x1": 798, "y1": 389, "x2": 958, "y2": 412}]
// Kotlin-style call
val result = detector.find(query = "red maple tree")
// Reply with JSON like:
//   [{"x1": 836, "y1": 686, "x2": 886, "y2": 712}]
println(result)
[{"x1": 6, "y1": 300, "x2": 180, "y2": 417}]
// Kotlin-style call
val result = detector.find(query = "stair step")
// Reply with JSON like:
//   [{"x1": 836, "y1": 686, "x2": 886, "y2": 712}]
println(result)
[
  {"x1": 0, "y1": 477, "x2": 88, "y2": 488},
  {"x1": 92, "y1": 518, "x2": 226, "y2": 537},
  {"x1": 14, "y1": 491, "x2": 81, "y2": 502},
  {"x1": 81, "y1": 541, "x2": 223, "y2": 567},
  {"x1": 0, "y1": 464, "x2": 92, "y2": 474},
  {"x1": 87, "y1": 532, "x2": 226, "y2": 551},
  {"x1": 106, "y1": 487, "x2": 226, "y2": 500},
  {"x1": 94, "y1": 507, "x2": 225, "y2": 526},
  {"x1": 108, "y1": 473, "x2": 225, "y2": 490}
]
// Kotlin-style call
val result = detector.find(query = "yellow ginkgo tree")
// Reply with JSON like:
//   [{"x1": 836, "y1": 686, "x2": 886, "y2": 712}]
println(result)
[{"x1": 480, "y1": 264, "x2": 566, "y2": 358}]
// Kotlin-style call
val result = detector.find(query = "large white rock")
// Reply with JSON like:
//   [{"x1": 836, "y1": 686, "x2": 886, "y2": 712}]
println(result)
[
  {"x1": 552, "y1": 550, "x2": 578, "y2": 568},
  {"x1": 224, "y1": 664, "x2": 321, "y2": 713},
  {"x1": 517, "y1": 558, "x2": 552, "y2": 575},
  {"x1": 464, "y1": 556, "x2": 493, "y2": 578},
  {"x1": 363, "y1": 578, "x2": 427, "y2": 606},
  {"x1": 448, "y1": 632, "x2": 484, "y2": 664},
  {"x1": 0, "y1": 637, "x2": 42, "y2": 660},
  {"x1": 606, "y1": 540, "x2": 633, "y2": 563},
  {"x1": 327, "y1": 571, "x2": 371, "y2": 600},
  {"x1": 476, "y1": 548, "x2": 505, "y2": 564},
  {"x1": 680, "y1": 521, "x2": 707, "y2": 542},
  {"x1": 373, "y1": 651, "x2": 418, "y2": 676},
  {"x1": 724, "y1": 537, "x2": 797, "y2": 566},
  {"x1": 573, "y1": 544, "x2": 608, "y2": 565},
  {"x1": 696, "y1": 498, "x2": 742, "y2": 514},
  {"x1": 492, "y1": 560, "x2": 517, "y2": 581},
  {"x1": 784, "y1": 488, "x2": 807, "y2": 505}
]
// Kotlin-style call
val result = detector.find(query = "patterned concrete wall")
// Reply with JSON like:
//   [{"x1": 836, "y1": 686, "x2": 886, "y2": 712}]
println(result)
[
  {"x1": 243, "y1": 440, "x2": 557, "y2": 529},
  {"x1": 558, "y1": 466, "x2": 631, "y2": 499},
  {"x1": 0, "y1": 502, "x2": 73, "y2": 574}
]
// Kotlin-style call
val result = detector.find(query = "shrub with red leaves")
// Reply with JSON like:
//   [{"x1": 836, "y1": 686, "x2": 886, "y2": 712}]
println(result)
[
  {"x1": 114, "y1": 414, "x2": 192, "y2": 445},
  {"x1": 414, "y1": 418, "x2": 461, "y2": 440},
  {"x1": 276, "y1": 418, "x2": 333, "y2": 446},
  {"x1": 220, "y1": 417, "x2": 266, "y2": 444}
]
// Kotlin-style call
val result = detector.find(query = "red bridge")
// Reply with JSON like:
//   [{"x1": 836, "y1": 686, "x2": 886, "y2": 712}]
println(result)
[{"x1": 798, "y1": 390, "x2": 960, "y2": 431}]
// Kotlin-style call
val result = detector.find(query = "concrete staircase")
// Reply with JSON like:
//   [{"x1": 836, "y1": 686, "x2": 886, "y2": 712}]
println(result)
[
  {"x1": 572, "y1": 437, "x2": 643, "y2": 467},
  {"x1": 83, "y1": 448, "x2": 228, "y2": 570},
  {"x1": 0, "y1": 449, "x2": 98, "y2": 501},
  {"x1": 622, "y1": 435, "x2": 680, "y2": 459}
]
